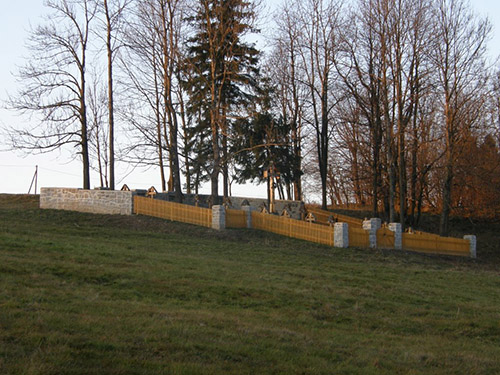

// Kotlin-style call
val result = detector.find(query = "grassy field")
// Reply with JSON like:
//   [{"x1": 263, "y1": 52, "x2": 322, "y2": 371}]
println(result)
[{"x1": 0, "y1": 194, "x2": 499, "y2": 374}]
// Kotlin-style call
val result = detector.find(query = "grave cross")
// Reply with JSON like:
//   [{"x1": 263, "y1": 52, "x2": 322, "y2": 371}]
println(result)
[
  {"x1": 305, "y1": 212, "x2": 316, "y2": 223},
  {"x1": 147, "y1": 186, "x2": 158, "y2": 198}
]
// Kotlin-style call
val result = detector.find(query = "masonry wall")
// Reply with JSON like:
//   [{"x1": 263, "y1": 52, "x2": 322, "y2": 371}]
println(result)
[
  {"x1": 40, "y1": 188, "x2": 134, "y2": 215},
  {"x1": 153, "y1": 193, "x2": 305, "y2": 219}
]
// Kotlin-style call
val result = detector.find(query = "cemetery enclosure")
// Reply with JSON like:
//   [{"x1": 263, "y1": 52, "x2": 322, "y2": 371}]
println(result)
[
  {"x1": 38, "y1": 188, "x2": 474, "y2": 257},
  {"x1": 133, "y1": 196, "x2": 474, "y2": 258}
]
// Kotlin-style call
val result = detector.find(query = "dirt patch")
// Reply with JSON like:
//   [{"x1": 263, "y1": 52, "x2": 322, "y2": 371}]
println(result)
[{"x1": 0, "y1": 194, "x2": 40, "y2": 210}]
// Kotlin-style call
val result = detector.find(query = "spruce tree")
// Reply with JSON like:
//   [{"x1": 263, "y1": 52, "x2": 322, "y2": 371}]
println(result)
[{"x1": 184, "y1": 0, "x2": 260, "y2": 204}]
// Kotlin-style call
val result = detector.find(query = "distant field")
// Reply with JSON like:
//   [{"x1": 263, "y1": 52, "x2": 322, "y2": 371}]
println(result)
[{"x1": 1, "y1": 194, "x2": 499, "y2": 374}]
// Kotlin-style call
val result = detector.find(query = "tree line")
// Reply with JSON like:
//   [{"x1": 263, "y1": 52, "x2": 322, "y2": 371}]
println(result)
[{"x1": 5, "y1": 0, "x2": 500, "y2": 235}]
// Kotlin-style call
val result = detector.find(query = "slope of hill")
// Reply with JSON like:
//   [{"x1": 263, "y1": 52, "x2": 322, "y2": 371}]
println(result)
[{"x1": 1, "y1": 195, "x2": 499, "y2": 374}]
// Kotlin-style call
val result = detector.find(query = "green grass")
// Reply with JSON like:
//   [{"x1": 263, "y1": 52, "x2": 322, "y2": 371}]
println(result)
[{"x1": 1, "y1": 195, "x2": 499, "y2": 374}]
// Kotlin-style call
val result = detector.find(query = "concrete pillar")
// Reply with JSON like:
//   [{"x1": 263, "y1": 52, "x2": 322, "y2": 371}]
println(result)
[
  {"x1": 212, "y1": 205, "x2": 226, "y2": 230},
  {"x1": 242, "y1": 206, "x2": 253, "y2": 229},
  {"x1": 388, "y1": 222, "x2": 402, "y2": 250},
  {"x1": 464, "y1": 235, "x2": 477, "y2": 258},
  {"x1": 363, "y1": 218, "x2": 381, "y2": 249},
  {"x1": 334, "y1": 222, "x2": 349, "y2": 248}
]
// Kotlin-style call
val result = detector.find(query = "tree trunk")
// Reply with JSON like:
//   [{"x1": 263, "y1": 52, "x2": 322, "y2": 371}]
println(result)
[
  {"x1": 80, "y1": 63, "x2": 90, "y2": 189},
  {"x1": 81, "y1": 114, "x2": 90, "y2": 189},
  {"x1": 440, "y1": 159, "x2": 453, "y2": 236},
  {"x1": 319, "y1": 88, "x2": 329, "y2": 210},
  {"x1": 222, "y1": 108, "x2": 229, "y2": 199},
  {"x1": 371, "y1": 125, "x2": 380, "y2": 217},
  {"x1": 398, "y1": 130, "x2": 407, "y2": 230},
  {"x1": 104, "y1": 0, "x2": 115, "y2": 190},
  {"x1": 178, "y1": 84, "x2": 191, "y2": 194},
  {"x1": 168, "y1": 111, "x2": 183, "y2": 202},
  {"x1": 211, "y1": 117, "x2": 220, "y2": 206}
]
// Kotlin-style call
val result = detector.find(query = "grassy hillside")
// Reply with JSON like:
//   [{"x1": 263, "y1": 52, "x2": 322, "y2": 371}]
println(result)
[{"x1": 1, "y1": 195, "x2": 499, "y2": 374}]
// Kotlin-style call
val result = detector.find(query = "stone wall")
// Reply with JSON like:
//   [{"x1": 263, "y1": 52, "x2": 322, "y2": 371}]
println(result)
[
  {"x1": 152, "y1": 192, "x2": 305, "y2": 220},
  {"x1": 40, "y1": 188, "x2": 134, "y2": 215}
]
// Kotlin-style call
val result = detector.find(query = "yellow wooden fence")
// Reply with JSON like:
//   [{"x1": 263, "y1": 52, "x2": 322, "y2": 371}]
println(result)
[
  {"x1": 133, "y1": 197, "x2": 471, "y2": 257},
  {"x1": 252, "y1": 211, "x2": 335, "y2": 246},
  {"x1": 306, "y1": 206, "x2": 470, "y2": 256},
  {"x1": 402, "y1": 232, "x2": 469, "y2": 257},
  {"x1": 134, "y1": 196, "x2": 211, "y2": 228},
  {"x1": 348, "y1": 226, "x2": 371, "y2": 248},
  {"x1": 226, "y1": 208, "x2": 247, "y2": 228}
]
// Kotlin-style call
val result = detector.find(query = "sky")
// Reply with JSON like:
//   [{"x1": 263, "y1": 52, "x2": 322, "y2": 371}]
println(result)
[{"x1": 0, "y1": 0, "x2": 499, "y2": 196}]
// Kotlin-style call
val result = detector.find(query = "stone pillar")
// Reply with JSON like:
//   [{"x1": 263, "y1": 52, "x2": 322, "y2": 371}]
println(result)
[
  {"x1": 334, "y1": 222, "x2": 349, "y2": 248},
  {"x1": 242, "y1": 206, "x2": 253, "y2": 229},
  {"x1": 363, "y1": 218, "x2": 381, "y2": 249},
  {"x1": 464, "y1": 235, "x2": 477, "y2": 259},
  {"x1": 212, "y1": 205, "x2": 226, "y2": 230},
  {"x1": 388, "y1": 223, "x2": 402, "y2": 250}
]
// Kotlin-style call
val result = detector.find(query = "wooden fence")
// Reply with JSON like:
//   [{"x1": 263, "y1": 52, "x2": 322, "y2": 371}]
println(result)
[
  {"x1": 134, "y1": 196, "x2": 211, "y2": 228},
  {"x1": 306, "y1": 206, "x2": 363, "y2": 227},
  {"x1": 306, "y1": 206, "x2": 471, "y2": 256},
  {"x1": 133, "y1": 197, "x2": 472, "y2": 257},
  {"x1": 252, "y1": 211, "x2": 335, "y2": 246},
  {"x1": 402, "y1": 232, "x2": 469, "y2": 257},
  {"x1": 226, "y1": 208, "x2": 247, "y2": 229},
  {"x1": 348, "y1": 226, "x2": 371, "y2": 248}
]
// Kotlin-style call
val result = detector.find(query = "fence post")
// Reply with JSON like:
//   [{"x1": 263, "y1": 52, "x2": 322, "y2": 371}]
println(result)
[
  {"x1": 242, "y1": 206, "x2": 253, "y2": 229},
  {"x1": 463, "y1": 235, "x2": 477, "y2": 258},
  {"x1": 363, "y1": 218, "x2": 381, "y2": 249},
  {"x1": 388, "y1": 223, "x2": 402, "y2": 250},
  {"x1": 334, "y1": 222, "x2": 349, "y2": 248},
  {"x1": 212, "y1": 205, "x2": 226, "y2": 230}
]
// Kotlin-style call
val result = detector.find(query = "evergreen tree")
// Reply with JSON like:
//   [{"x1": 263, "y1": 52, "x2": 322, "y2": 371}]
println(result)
[{"x1": 184, "y1": 0, "x2": 260, "y2": 204}]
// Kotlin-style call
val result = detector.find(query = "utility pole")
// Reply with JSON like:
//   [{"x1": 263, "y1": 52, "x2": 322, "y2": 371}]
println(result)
[{"x1": 28, "y1": 165, "x2": 38, "y2": 194}]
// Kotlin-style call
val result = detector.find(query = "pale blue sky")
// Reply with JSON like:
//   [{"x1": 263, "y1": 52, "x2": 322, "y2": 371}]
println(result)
[{"x1": 0, "y1": 0, "x2": 498, "y2": 194}]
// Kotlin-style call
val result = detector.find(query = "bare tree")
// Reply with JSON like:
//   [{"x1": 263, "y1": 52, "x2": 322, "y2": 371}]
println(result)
[
  {"x1": 6, "y1": 0, "x2": 97, "y2": 189},
  {"x1": 380, "y1": 0, "x2": 432, "y2": 228},
  {"x1": 431, "y1": 0, "x2": 491, "y2": 235},
  {"x1": 120, "y1": 0, "x2": 168, "y2": 191},
  {"x1": 335, "y1": 0, "x2": 386, "y2": 217},
  {"x1": 158, "y1": 0, "x2": 184, "y2": 202},
  {"x1": 121, "y1": 0, "x2": 187, "y2": 201},
  {"x1": 269, "y1": 4, "x2": 307, "y2": 200},
  {"x1": 278, "y1": 0, "x2": 343, "y2": 209},
  {"x1": 87, "y1": 72, "x2": 109, "y2": 187},
  {"x1": 96, "y1": 0, "x2": 130, "y2": 190}
]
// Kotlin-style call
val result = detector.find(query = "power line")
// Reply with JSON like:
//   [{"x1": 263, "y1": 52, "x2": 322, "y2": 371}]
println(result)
[
  {"x1": 37, "y1": 166, "x2": 80, "y2": 178},
  {"x1": 0, "y1": 164, "x2": 37, "y2": 168},
  {"x1": 0, "y1": 164, "x2": 81, "y2": 177}
]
